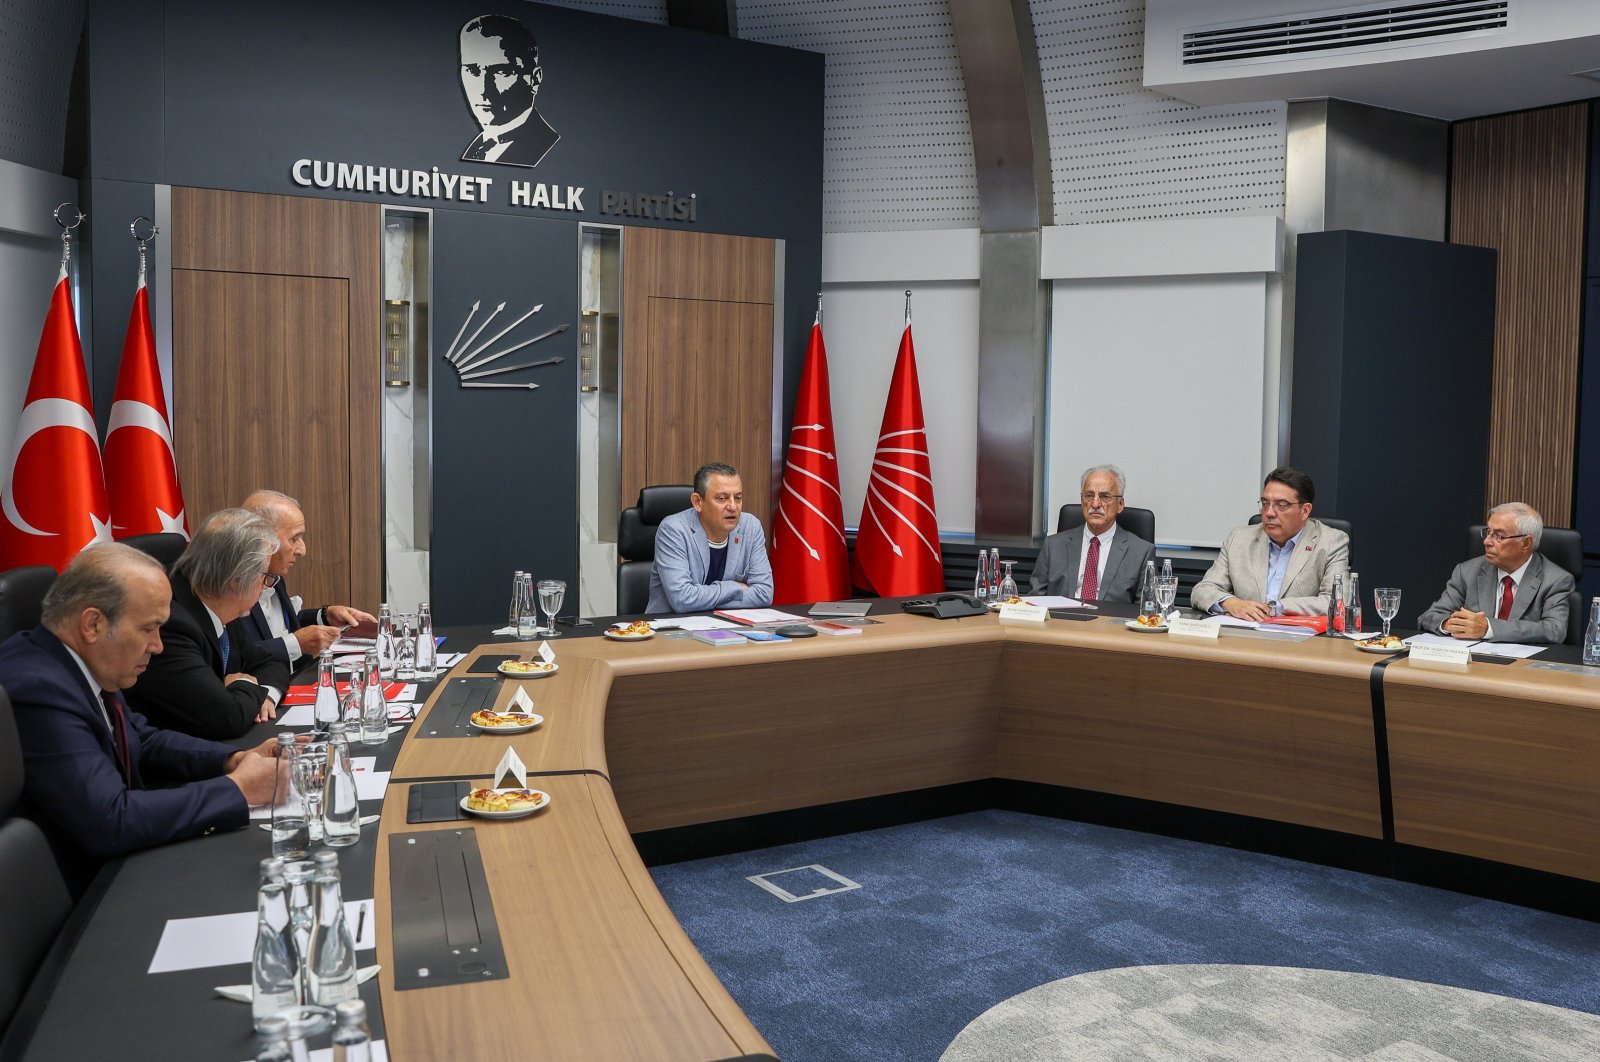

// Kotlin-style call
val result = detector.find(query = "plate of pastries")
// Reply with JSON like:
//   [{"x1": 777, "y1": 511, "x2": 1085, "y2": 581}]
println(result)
[
  {"x1": 468, "y1": 709, "x2": 544, "y2": 733},
  {"x1": 1354, "y1": 633, "x2": 1408, "y2": 654},
  {"x1": 604, "y1": 620, "x2": 655, "y2": 641},
  {"x1": 498, "y1": 659, "x2": 559, "y2": 677},
  {"x1": 1125, "y1": 614, "x2": 1168, "y2": 632},
  {"x1": 460, "y1": 787, "x2": 551, "y2": 819}
]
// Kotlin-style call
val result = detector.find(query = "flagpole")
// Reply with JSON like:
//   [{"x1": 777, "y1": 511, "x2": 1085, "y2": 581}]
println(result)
[
  {"x1": 904, "y1": 289, "x2": 912, "y2": 327},
  {"x1": 54, "y1": 202, "x2": 85, "y2": 272},
  {"x1": 815, "y1": 291, "x2": 822, "y2": 327},
  {"x1": 131, "y1": 216, "x2": 158, "y2": 287}
]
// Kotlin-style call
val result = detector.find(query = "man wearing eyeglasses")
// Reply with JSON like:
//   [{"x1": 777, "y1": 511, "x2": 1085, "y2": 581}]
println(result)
[
  {"x1": 1030, "y1": 465, "x2": 1155, "y2": 603},
  {"x1": 125, "y1": 509, "x2": 290, "y2": 740},
  {"x1": 1417, "y1": 502, "x2": 1572, "y2": 644},
  {"x1": 1190, "y1": 467, "x2": 1349, "y2": 620}
]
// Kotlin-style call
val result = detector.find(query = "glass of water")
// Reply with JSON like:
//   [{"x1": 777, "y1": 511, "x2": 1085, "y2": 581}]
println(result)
[
  {"x1": 394, "y1": 613, "x2": 418, "y2": 680},
  {"x1": 1374, "y1": 587, "x2": 1402, "y2": 638},
  {"x1": 292, "y1": 743, "x2": 328, "y2": 843},
  {"x1": 1155, "y1": 573, "x2": 1178, "y2": 618},
  {"x1": 537, "y1": 579, "x2": 565, "y2": 638}
]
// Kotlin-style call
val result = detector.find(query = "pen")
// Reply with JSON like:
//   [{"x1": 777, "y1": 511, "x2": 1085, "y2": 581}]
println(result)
[{"x1": 357, "y1": 901, "x2": 368, "y2": 944}]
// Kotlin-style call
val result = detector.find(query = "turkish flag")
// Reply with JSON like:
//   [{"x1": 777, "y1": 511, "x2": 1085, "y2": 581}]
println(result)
[
  {"x1": 0, "y1": 272, "x2": 112, "y2": 571},
  {"x1": 852, "y1": 323, "x2": 943, "y2": 596},
  {"x1": 770, "y1": 322, "x2": 849, "y2": 604},
  {"x1": 105, "y1": 276, "x2": 189, "y2": 539}
]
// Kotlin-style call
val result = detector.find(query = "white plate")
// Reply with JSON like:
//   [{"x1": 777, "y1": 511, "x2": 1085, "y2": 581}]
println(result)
[
  {"x1": 1124, "y1": 620, "x2": 1168, "y2": 633},
  {"x1": 1354, "y1": 640, "x2": 1408, "y2": 654},
  {"x1": 498, "y1": 661, "x2": 559, "y2": 678},
  {"x1": 467, "y1": 713, "x2": 544, "y2": 734},
  {"x1": 604, "y1": 627, "x2": 654, "y2": 641},
  {"x1": 459, "y1": 788, "x2": 551, "y2": 820}
]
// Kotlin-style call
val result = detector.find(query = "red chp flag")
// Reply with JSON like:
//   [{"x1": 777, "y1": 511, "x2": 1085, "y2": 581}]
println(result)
[
  {"x1": 0, "y1": 271, "x2": 112, "y2": 570},
  {"x1": 851, "y1": 322, "x2": 942, "y2": 596},
  {"x1": 770, "y1": 321, "x2": 849, "y2": 604},
  {"x1": 105, "y1": 275, "x2": 188, "y2": 539}
]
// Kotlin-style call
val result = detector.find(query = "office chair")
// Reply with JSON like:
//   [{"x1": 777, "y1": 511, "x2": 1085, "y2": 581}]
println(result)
[
  {"x1": 616, "y1": 485, "x2": 693, "y2": 615},
  {"x1": 121, "y1": 532, "x2": 188, "y2": 571},
  {"x1": 1056, "y1": 504, "x2": 1156, "y2": 544},
  {"x1": 0, "y1": 567, "x2": 55, "y2": 644},
  {"x1": 1464, "y1": 524, "x2": 1585, "y2": 646}
]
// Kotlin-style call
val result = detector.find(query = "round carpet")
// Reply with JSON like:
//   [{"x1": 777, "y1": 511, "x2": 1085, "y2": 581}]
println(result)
[{"x1": 939, "y1": 964, "x2": 1600, "y2": 1061}]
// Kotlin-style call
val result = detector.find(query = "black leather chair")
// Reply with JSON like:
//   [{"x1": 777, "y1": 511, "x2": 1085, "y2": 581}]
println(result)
[
  {"x1": 121, "y1": 532, "x2": 188, "y2": 570},
  {"x1": 616, "y1": 485, "x2": 694, "y2": 615},
  {"x1": 1248, "y1": 514, "x2": 1354, "y2": 567},
  {"x1": 1465, "y1": 524, "x2": 1585, "y2": 646},
  {"x1": 0, "y1": 685, "x2": 72, "y2": 1044},
  {"x1": 1056, "y1": 504, "x2": 1156, "y2": 544},
  {"x1": 0, "y1": 566, "x2": 56, "y2": 644}
]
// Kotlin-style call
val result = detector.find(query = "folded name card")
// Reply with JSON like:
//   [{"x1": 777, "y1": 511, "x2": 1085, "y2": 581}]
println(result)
[
  {"x1": 1409, "y1": 641, "x2": 1471, "y2": 668},
  {"x1": 494, "y1": 745, "x2": 528, "y2": 789},
  {"x1": 537, "y1": 640, "x2": 556, "y2": 664},
  {"x1": 1168, "y1": 618, "x2": 1220, "y2": 640},
  {"x1": 997, "y1": 602, "x2": 1048, "y2": 624}
]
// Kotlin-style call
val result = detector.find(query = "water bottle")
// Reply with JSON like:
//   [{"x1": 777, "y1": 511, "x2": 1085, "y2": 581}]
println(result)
[
  {"x1": 375, "y1": 604, "x2": 395, "y2": 675},
  {"x1": 1161, "y1": 558, "x2": 1173, "y2": 583},
  {"x1": 987, "y1": 548, "x2": 1001, "y2": 599},
  {"x1": 321, "y1": 724, "x2": 361, "y2": 848},
  {"x1": 255, "y1": 1014, "x2": 294, "y2": 1062},
  {"x1": 974, "y1": 550, "x2": 989, "y2": 602},
  {"x1": 1345, "y1": 571, "x2": 1363, "y2": 635},
  {"x1": 516, "y1": 573, "x2": 538, "y2": 639},
  {"x1": 415, "y1": 602, "x2": 437, "y2": 678},
  {"x1": 312, "y1": 651, "x2": 340, "y2": 733},
  {"x1": 282, "y1": 860, "x2": 316, "y2": 1004},
  {"x1": 358, "y1": 649, "x2": 387, "y2": 745},
  {"x1": 308, "y1": 858, "x2": 358, "y2": 1005},
  {"x1": 1583, "y1": 599, "x2": 1600, "y2": 666},
  {"x1": 508, "y1": 570, "x2": 525, "y2": 628},
  {"x1": 1139, "y1": 559, "x2": 1158, "y2": 619},
  {"x1": 1329, "y1": 573, "x2": 1346, "y2": 635},
  {"x1": 270, "y1": 733, "x2": 309, "y2": 859},
  {"x1": 252, "y1": 857, "x2": 300, "y2": 1030},
  {"x1": 331, "y1": 999, "x2": 373, "y2": 1062}
]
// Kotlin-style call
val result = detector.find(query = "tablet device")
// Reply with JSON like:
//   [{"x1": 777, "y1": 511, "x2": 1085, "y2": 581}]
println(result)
[{"x1": 807, "y1": 601, "x2": 873, "y2": 617}]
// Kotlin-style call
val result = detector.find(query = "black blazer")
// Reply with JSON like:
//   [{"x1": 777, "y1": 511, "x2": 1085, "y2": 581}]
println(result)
[
  {"x1": 228, "y1": 579, "x2": 321, "y2": 668},
  {"x1": 125, "y1": 577, "x2": 290, "y2": 740}
]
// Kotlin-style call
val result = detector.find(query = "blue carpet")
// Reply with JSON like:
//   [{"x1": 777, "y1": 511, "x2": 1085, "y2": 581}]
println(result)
[{"x1": 648, "y1": 810, "x2": 1600, "y2": 1062}]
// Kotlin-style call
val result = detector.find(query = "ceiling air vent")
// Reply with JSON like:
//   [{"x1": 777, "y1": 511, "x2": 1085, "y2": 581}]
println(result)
[{"x1": 1182, "y1": 0, "x2": 1509, "y2": 67}]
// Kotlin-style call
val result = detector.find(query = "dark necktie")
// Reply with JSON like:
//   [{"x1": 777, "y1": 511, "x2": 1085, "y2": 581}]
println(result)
[
  {"x1": 100, "y1": 690, "x2": 133, "y2": 786},
  {"x1": 1081, "y1": 535, "x2": 1101, "y2": 601},
  {"x1": 219, "y1": 627, "x2": 232, "y2": 673},
  {"x1": 1497, "y1": 575, "x2": 1514, "y2": 621}
]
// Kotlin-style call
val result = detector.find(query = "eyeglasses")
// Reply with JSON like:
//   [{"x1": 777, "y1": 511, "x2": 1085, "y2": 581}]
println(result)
[
  {"x1": 261, "y1": 572, "x2": 283, "y2": 588},
  {"x1": 1081, "y1": 492, "x2": 1123, "y2": 504},
  {"x1": 1257, "y1": 499, "x2": 1303, "y2": 513},
  {"x1": 1482, "y1": 530, "x2": 1530, "y2": 544}
]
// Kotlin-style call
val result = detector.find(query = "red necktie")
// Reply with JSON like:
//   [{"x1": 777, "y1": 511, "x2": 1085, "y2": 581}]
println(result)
[
  {"x1": 1497, "y1": 575, "x2": 1514, "y2": 621},
  {"x1": 100, "y1": 689, "x2": 133, "y2": 786},
  {"x1": 1081, "y1": 535, "x2": 1101, "y2": 601}
]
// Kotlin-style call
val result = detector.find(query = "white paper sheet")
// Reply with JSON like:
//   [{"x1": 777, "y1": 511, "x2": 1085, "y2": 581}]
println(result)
[
  {"x1": 1465, "y1": 642, "x2": 1547, "y2": 660},
  {"x1": 1404, "y1": 633, "x2": 1474, "y2": 648},
  {"x1": 275, "y1": 704, "x2": 315, "y2": 728},
  {"x1": 435, "y1": 652, "x2": 465, "y2": 667},
  {"x1": 657, "y1": 615, "x2": 741, "y2": 631},
  {"x1": 1022, "y1": 596, "x2": 1085, "y2": 609},
  {"x1": 713, "y1": 608, "x2": 809, "y2": 625},
  {"x1": 1203, "y1": 614, "x2": 1257, "y2": 628},
  {"x1": 149, "y1": 900, "x2": 375, "y2": 973},
  {"x1": 328, "y1": 636, "x2": 376, "y2": 653}
]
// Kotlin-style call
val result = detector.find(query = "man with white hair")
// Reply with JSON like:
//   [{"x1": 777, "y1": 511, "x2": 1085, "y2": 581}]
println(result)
[
  {"x1": 1029, "y1": 464, "x2": 1155, "y2": 603},
  {"x1": 1417, "y1": 501, "x2": 1573, "y2": 644}
]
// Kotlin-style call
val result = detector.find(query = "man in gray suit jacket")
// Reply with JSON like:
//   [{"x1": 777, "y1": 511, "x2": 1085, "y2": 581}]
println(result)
[
  {"x1": 1417, "y1": 502, "x2": 1573, "y2": 644},
  {"x1": 1190, "y1": 467, "x2": 1349, "y2": 618},
  {"x1": 1030, "y1": 465, "x2": 1155, "y2": 603},
  {"x1": 646, "y1": 462, "x2": 774, "y2": 614}
]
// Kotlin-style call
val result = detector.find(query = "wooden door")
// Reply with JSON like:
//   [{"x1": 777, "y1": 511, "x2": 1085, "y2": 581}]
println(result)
[
  {"x1": 621, "y1": 228, "x2": 775, "y2": 523},
  {"x1": 170, "y1": 188, "x2": 381, "y2": 610}
]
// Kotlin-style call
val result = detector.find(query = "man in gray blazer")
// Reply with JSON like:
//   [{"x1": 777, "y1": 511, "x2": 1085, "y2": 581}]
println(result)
[
  {"x1": 646, "y1": 462, "x2": 774, "y2": 614},
  {"x1": 1417, "y1": 502, "x2": 1573, "y2": 644},
  {"x1": 1190, "y1": 467, "x2": 1349, "y2": 619},
  {"x1": 1030, "y1": 465, "x2": 1155, "y2": 603}
]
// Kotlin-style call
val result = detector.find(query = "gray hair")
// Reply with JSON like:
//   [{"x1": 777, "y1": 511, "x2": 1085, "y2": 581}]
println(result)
[
  {"x1": 1079, "y1": 464, "x2": 1126, "y2": 497},
  {"x1": 242, "y1": 488, "x2": 301, "y2": 529},
  {"x1": 172, "y1": 508, "x2": 278, "y2": 597},
  {"x1": 1489, "y1": 501, "x2": 1543, "y2": 548},
  {"x1": 693, "y1": 462, "x2": 740, "y2": 498},
  {"x1": 41, "y1": 543, "x2": 166, "y2": 631}
]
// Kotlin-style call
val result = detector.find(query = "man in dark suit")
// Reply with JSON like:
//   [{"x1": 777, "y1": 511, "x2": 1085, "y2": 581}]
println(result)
[
  {"x1": 458, "y1": 14, "x2": 560, "y2": 168},
  {"x1": 125, "y1": 509, "x2": 290, "y2": 740},
  {"x1": 1030, "y1": 465, "x2": 1155, "y2": 603},
  {"x1": 229, "y1": 489, "x2": 375, "y2": 668},
  {"x1": 1418, "y1": 502, "x2": 1573, "y2": 644},
  {"x1": 0, "y1": 543, "x2": 278, "y2": 891}
]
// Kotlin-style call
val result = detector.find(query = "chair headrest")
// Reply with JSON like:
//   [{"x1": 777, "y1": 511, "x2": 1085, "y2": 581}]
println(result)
[
  {"x1": 0, "y1": 686, "x2": 20, "y2": 815},
  {"x1": 638, "y1": 485, "x2": 694, "y2": 525},
  {"x1": 0, "y1": 566, "x2": 56, "y2": 645}
]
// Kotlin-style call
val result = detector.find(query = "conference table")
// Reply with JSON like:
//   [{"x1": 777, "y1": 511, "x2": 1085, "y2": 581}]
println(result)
[{"x1": 20, "y1": 604, "x2": 1600, "y2": 1061}]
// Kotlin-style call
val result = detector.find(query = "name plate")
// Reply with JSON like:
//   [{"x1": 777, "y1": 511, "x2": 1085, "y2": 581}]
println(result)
[
  {"x1": 1409, "y1": 641, "x2": 1471, "y2": 668},
  {"x1": 998, "y1": 602, "x2": 1048, "y2": 624},
  {"x1": 1168, "y1": 617, "x2": 1220, "y2": 640}
]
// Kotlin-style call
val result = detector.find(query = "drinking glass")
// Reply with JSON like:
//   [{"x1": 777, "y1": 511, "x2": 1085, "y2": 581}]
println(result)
[
  {"x1": 292, "y1": 744, "x2": 328, "y2": 843},
  {"x1": 394, "y1": 613, "x2": 418, "y2": 680},
  {"x1": 1155, "y1": 574, "x2": 1178, "y2": 618},
  {"x1": 1374, "y1": 587, "x2": 1402, "y2": 638},
  {"x1": 537, "y1": 579, "x2": 565, "y2": 638},
  {"x1": 997, "y1": 562, "x2": 1018, "y2": 601},
  {"x1": 336, "y1": 666, "x2": 362, "y2": 725}
]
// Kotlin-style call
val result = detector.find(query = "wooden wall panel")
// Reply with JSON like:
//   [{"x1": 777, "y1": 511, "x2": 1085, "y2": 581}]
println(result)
[
  {"x1": 621, "y1": 227, "x2": 776, "y2": 525},
  {"x1": 1450, "y1": 103, "x2": 1590, "y2": 524},
  {"x1": 170, "y1": 188, "x2": 381, "y2": 611}
]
